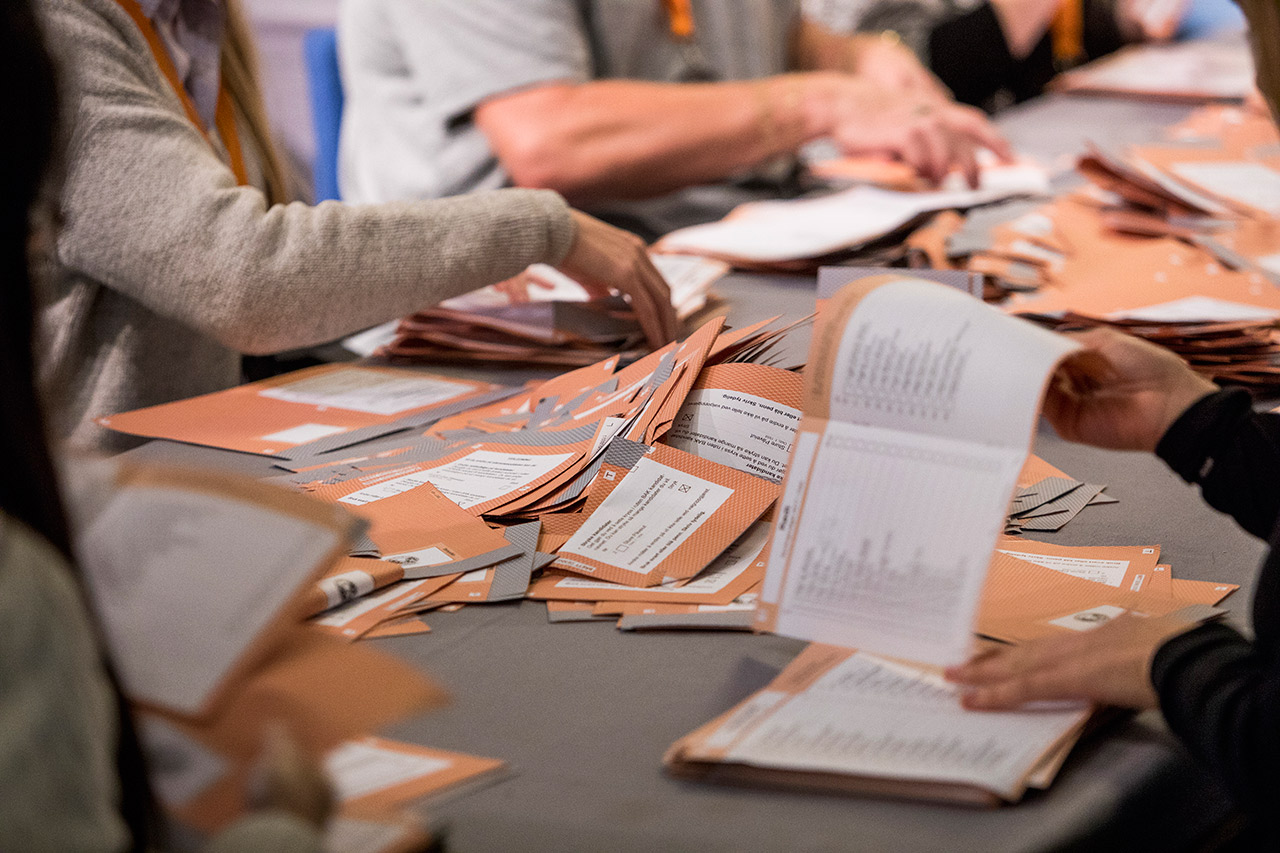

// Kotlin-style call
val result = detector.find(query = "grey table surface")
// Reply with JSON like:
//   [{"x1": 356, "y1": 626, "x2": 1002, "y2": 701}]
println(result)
[{"x1": 126, "y1": 90, "x2": 1267, "y2": 851}]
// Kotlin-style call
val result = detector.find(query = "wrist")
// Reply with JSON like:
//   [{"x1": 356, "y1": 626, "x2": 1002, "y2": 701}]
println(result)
[
  {"x1": 1156, "y1": 378, "x2": 1219, "y2": 444},
  {"x1": 790, "y1": 72, "x2": 844, "y2": 142}
]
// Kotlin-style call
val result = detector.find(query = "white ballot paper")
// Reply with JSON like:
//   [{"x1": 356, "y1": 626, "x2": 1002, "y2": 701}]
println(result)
[
  {"x1": 656, "y1": 180, "x2": 1049, "y2": 264},
  {"x1": 79, "y1": 466, "x2": 356, "y2": 715},
  {"x1": 758, "y1": 275, "x2": 1079, "y2": 665}
]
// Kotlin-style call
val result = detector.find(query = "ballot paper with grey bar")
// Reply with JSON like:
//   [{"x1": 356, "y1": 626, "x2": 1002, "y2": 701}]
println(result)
[{"x1": 758, "y1": 275, "x2": 1079, "y2": 666}]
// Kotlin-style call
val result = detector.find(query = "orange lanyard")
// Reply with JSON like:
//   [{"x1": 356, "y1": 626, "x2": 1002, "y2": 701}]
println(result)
[
  {"x1": 113, "y1": 0, "x2": 249, "y2": 185},
  {"x1": 662, "y1": 0, "x2": 696, "y2": 41},
  {"x1": 1050, "y1": 0, "x2": 1085, "y2": 68}
]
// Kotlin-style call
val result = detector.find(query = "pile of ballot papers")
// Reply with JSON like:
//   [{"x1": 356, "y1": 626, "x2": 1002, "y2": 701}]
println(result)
[
  {"x1": 99, "y1": 313, "x2": 808, "y2": 639},
  {"x1": 369, "y1": 255, "x2": 728, "y2": 367},
  {"x1": 1053, "y1": 37, "x2": 1256, "y2": 102},
  {"x1": 895, "y1": 105, "x2": 1280, "y2": 387}
]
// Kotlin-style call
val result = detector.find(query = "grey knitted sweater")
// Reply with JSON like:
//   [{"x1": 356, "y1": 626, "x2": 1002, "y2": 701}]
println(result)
[{"x1": 34, "y1": 0, "x2": 576, "y2": 451}]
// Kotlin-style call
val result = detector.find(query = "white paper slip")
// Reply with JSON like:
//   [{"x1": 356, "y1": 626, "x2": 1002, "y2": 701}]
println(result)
[
  {"x1": 338, "y1": 450, "x2": 574, "y2": 510},
  {"x1": 1107, "y1": 296, "x2": 1280, "y2": 323},
  {"x1": 1170, "y1": 161, "x2": 1280, "y2": 216},
  {"x1": 260, "y1": 367, "x2": 475, "y2": 415},
  {"x1": 562, "y1": 456, "x2": 734, "y2": 577}
]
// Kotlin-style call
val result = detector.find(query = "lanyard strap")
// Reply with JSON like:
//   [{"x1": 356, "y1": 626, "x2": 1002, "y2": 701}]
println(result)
[
  {"x1": 662, "y1": 0, "x2": 696, "y2": 41},
  {"x1": 1050, "y1": 0, "x2": 1085, "y2": 68},
  {"x1": 112, "y1": 0, "x2": 249, "y2": 185}
]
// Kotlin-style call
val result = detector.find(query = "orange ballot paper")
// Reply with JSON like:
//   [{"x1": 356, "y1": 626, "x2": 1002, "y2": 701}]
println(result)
[{"x1": 757, "y1": 275, "x2": 1080, "y2": 665}]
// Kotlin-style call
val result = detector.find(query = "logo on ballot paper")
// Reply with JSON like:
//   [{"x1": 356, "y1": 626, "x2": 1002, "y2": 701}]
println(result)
[{"x1": 1048, "y1": 604, "x2": 1127, "y2": 632}]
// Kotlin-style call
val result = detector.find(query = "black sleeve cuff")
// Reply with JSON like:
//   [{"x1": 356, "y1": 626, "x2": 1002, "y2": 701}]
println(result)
[
  {"x1": 1155, "y1": 388, "x2": 1253, "y2": 485},
  {"x1": 928, "y1": 3, "x2": 1020, "y2": 106},
  {"x1": 1152, "y1": 620, "x2": 1248, "y2": 693}
]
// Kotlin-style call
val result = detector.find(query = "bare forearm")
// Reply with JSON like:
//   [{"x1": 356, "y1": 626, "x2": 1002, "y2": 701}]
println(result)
[
  {"x1": 789, "y1": 19, "x2": 859, "y2": 73},
  {"x1": 475, "y1": 78, "x2": 816, "y2": 203}
]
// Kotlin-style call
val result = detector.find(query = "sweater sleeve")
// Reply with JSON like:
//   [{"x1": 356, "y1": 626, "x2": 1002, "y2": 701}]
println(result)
[
  {"x1": 44, "y1": 0, "x2": 576, "y2": 356},
  {"x1": 1151, "y1": 621, "x2": 1280, "y2": 811},
  {"x1": 1155, "y1": 388, "x2": 1280, "y2": 541},
  {"x1": 204, "y1": 810, "x2": 323, "y2": 853}
]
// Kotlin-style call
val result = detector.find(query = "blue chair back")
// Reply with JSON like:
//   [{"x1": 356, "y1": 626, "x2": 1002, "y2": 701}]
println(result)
[{"x1": 304, "y1": 28, "x2": 343, "y2": 202}]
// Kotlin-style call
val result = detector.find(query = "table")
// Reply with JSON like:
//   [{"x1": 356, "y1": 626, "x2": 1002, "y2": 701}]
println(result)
[{"x1": 127, "y1": 90, "x2": 1265, "y2": 851}]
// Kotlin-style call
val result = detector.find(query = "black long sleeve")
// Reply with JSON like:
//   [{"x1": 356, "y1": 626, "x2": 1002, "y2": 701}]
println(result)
[
  {"x1": 926, "y1": 0, "x2": 1128, "y2": 109},
  {"x1": 1155, "y1": 388, "x2": 1280, "y2": 540},
  {"x1": 1150, "y1": 388, "x2": 1280, "y2": 842},
  {"x1": 927, "y1": 3, "x2": 1056, "y2": 108}
]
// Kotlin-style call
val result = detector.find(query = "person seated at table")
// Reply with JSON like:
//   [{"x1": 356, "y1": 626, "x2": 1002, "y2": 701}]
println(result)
[
  {"x1": 34, "y1": 0, "x2": 677, "y2": 454},
  {"x1": 3, "y1": 3, "x2": 337, "y2": 848},
  {"x1": 336, "y1": 0, "x2": 1011, "y2": 240},
  {"x1": 948, "y1": 10, "x2": 1280, "y2": 837},
  {"x1": 804, "y1": 0, "x2": 1213, "y2": 110}
]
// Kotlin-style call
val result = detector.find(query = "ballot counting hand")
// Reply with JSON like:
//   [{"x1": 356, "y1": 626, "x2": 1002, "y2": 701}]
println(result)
[{"x1": 376, "y1": 254, "x2": 730, "y2": 368}]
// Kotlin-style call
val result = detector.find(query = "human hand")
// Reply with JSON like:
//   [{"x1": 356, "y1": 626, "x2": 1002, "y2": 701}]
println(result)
[
  {"x1": 491, "y1": 269, "x2": 555, "y2": 304},
  {"x1": 557, "y1": 210, "x2": 678, "y2": 349},
  {"x1": 811, "y1": 75, "x2": 1011, "y2": 187},
  {"x1": 945, "y1": 612, "x2": 1194, "y2": 711},
  {"x1": 1045, "y1": 327, "x2": 1217, "y2": 452},
  {"x1": 847, "y1": 32, "x2": 950, "y2": 99},
  {"x1": 246, "y1": 725, "x2": 334, "y2": 828}
]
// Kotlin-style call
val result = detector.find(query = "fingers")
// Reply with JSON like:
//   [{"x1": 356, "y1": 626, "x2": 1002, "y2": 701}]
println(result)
[
  {"x1": 560, "y1": 211, "x2": 678, "y2": 349},
  {"x1": 947, "y1": 105, "x2": 1013, "y2": 162},
  {"x1": 626, "y1": 254, "x2": 678, "y2": 348},
  {"x1": 945, "y1": 641, "x2": 1091, "y2": 710}
]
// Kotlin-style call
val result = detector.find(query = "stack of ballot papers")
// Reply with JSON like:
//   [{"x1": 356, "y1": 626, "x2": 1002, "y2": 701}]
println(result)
[
  {"x1": 652, "y1": 163, "x2": 1051, "y2": 272},
  {"x1": 377, "y1": 255, "x2": 729, "y2": 367},
  {"x1": 664, "y1": 275, "x2": 1233, "y2": 804},
  {"x1": 665, "y1": 644, "x2": 1091, "y2": 805},
  {"x1": 1054, "y1": 37, "x2": 1255, "y2": 102},
  {"x1": 903, "y1": 200, "x2": 1069, "y2": 300}
]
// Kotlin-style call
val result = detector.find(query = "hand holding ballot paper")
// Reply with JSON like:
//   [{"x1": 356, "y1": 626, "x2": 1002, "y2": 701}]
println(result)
[{"x1": 668, "y1": 274, "x2": 1228, "y2": 805}]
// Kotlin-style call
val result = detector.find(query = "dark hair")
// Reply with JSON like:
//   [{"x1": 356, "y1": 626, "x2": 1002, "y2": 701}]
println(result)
[{"x1": 1, "y1": 3, "x2": 155, "y2": 849}]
